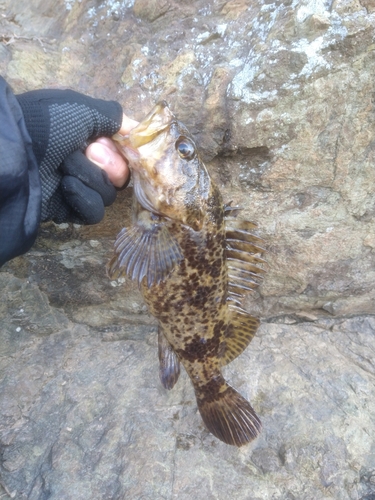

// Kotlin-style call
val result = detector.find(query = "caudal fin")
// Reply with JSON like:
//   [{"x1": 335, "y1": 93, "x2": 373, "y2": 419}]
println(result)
[{"x1": 196, "y1": 383, "x2": 261, "y2": 446}]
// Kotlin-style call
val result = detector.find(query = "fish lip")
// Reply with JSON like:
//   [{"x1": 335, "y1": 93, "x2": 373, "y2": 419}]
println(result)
[
  {"x1": 112, "y1": 101, "x2": 175, "y2": 152},
  {"x1": 117, "y1": 142, "x2": 140, "y2": 163},
  {"x1": 127, "y1": 101, "x2": 174, "y2": 149}
]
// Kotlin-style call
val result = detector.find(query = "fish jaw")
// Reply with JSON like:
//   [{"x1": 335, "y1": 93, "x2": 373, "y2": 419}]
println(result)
[
  {"x1": 128, "y1": 100, "x2": 174, "y2": 148},
  {"x1": 112, "y1": 100, "x2": 175, "y2": 175},
  {"x1": 113, "y1": 100, "x2": 174, "y2": 153}
]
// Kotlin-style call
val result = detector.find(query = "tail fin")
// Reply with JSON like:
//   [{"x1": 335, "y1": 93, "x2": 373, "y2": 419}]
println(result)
[{"x1": 196, "y1": 383, "x2": 261, "y2": 446}]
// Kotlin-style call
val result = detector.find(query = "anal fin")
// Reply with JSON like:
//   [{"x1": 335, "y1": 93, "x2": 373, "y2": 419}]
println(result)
[{"x1": 158, "y1": 326, "x2": 180, "y2": 390}]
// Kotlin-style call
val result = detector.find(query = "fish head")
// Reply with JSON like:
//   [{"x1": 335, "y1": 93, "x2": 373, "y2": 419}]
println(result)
[{"x1": 113, "y1": 101, "x2": 210, "y2": 231}]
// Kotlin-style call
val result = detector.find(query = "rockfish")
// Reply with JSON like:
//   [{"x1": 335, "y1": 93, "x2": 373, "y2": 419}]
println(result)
[{"x1": 108, "y1": 102, "x2": 266, "y2": 446}]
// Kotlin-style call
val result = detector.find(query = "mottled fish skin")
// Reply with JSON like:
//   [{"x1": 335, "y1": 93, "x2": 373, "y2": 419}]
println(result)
[{"x1": 108, "y1": 102, "x2": 265, "y2": 446}]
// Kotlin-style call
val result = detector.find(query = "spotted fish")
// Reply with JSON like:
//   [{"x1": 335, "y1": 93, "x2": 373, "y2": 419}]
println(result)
[{"x1": 108, "y1": 102, "x2": 266, "y2": 446}]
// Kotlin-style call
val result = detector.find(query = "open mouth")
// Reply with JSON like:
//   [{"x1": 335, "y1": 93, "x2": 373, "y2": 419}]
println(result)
[{"x1": 116, "y1": 101, "x2": 174, "y2": 149}]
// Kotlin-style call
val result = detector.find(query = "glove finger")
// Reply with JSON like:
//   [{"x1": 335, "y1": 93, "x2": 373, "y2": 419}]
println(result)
[
  {"x1": 61, "y1": 150, "x2": 117, "y2": 206},
  {"x1": 17, "y1": 88, "x2": 122, "y2": 138},
  {"x1": 16, "y1": 89, "x2": 122, "y2": 165},
  {"x1": 61, "y1": 176, "x2": 105, "y2": 225},
  {"x1": 44, "y1": 188, "x2": 71, "y2": 223}
]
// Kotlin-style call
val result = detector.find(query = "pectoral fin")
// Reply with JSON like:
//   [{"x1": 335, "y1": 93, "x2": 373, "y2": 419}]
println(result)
[
  {"x1": 107, "y1": 205, "x2": 182, "y2": 287},
  {"x1": 158, "y1": 326, "x2": 180, "y2": 390}
]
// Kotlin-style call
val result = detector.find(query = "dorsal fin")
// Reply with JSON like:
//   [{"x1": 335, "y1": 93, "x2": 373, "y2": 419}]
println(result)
[
  {"x1": 220, "y1": 306, "x2": 260, "y2": 365},
  {"x1": 224, "y1": 202, "x2": 243, "y2": 217},
  {"x1": 221, "y1": 215, "x2": 266, "y2": 364},
  {"x1": 107, "y1": 205, "x2": 183, "y2": 287},
  {"x1": 225, "y1": 217, "x2": 267, "y2": 307}
]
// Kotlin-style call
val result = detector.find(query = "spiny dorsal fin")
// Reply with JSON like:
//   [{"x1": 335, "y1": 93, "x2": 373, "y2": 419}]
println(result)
[
  {"x1": 225, "y1": 217, "x2": 267, "y2": 306},
  {"x1": 107, "y1": 207, "x2": 183, "y2": 287},
  {"x1": 224, "y1": 202, "x2": 243, "y2": 217},
  {"x1": 158, "y1": 325, "x2": 180, "y2": 390},
  {"x1": 220, "y1": 306, "x2": 260, "y2": 365},
  {"x1": 221, "y1": 215, "x2": 266, "y2": 364}
]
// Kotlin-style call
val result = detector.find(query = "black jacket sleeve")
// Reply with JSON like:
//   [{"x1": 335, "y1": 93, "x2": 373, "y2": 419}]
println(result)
[{"x1": 0, "y1": 76, "x2": 41, "y2": 267}]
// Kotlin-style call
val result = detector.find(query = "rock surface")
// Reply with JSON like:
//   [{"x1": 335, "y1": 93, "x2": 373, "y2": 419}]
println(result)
[
  {"x1": 1, "y1": 0, "x2": 375, "y2": 498},
  {"x1": 1, "y1": 266, "x2": 375, "y2": 499},
  {"x1": 1, "y1": 0, "x2": 374, "y2": 316}
]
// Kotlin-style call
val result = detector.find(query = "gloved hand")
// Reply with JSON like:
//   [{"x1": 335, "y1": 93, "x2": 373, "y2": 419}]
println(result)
[{"x1": 16, "y1": 89, "x2": 125, "y2": 224}]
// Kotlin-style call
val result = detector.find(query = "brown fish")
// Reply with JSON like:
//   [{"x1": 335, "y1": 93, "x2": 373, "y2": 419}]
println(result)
[{"x1": 108, "y1": 102, "x2": 266, "y2": 446}]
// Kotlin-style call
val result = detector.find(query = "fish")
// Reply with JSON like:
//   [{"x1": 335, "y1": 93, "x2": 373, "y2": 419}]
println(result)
[{"x1": 108, "y1": 101, "x2": 266, "y2": 446}]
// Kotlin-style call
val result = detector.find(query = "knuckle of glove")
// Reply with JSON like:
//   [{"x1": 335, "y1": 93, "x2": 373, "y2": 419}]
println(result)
[
  {"x1": 62, "y1": 151, "x2": 117, "y2": 207},
  {"x1": 17, "y1": 89, "x2": 122, "y2": 167},
  {"x1": 61, "y1": 176, "x2": 105, "y2": 225}
]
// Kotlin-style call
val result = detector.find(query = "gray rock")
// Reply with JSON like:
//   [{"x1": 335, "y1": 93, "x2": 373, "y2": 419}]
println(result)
[
  {"x1": 1, "y1": 0, "x2": 375, "y2": 498},
  {"x1": 1, "y1": 270, "x2": 375, "y2": 499},
  {"x1": 1, "y1": 0, "x2": 374, "y2": 316}
]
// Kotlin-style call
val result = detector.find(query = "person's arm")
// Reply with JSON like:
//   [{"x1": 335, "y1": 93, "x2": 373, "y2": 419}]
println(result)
[
  {"x1": 0, "y1": 78, "x2": 136, "y2": 267},
  {"x1": 0, "y1": 76, "x2": 41, "y2": 267}
]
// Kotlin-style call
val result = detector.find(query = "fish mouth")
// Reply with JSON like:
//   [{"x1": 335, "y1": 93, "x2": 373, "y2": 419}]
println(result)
[
  {"x1": 114, "y1": 100, "x2": 174, "y2": 150},
  {"x1": 112, "y1": 101, "x2": 176, "y2": 216}
]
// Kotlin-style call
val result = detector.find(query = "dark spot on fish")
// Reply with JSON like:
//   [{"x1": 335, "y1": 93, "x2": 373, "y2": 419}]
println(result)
[
  {"x1": 195, "y1": 375, "x2": 226, "y2": 404},
  {"x1": 213, "y1": 320, "x2": 225, "y2": 339},
  {"x1": 177, "y1": 331, "x2": 221, "y2": 362},
  {"x1": 217, "y1": 341, "x2": 226, "y2": 358}
]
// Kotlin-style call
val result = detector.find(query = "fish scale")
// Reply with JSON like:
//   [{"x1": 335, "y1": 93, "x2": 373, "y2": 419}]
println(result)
[{"x1": 108, "y1": 101, "x2": 266, "y2": 446}]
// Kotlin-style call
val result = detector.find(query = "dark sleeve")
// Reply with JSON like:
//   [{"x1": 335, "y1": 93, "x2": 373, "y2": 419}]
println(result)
[{"x1": 0, "y1": 76, "x2": 41, "y2": 267}]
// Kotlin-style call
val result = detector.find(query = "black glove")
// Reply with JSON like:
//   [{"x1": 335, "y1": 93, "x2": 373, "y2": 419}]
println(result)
[{"x1": 16, "y1": 89, "x2": 123, "y2": 224}]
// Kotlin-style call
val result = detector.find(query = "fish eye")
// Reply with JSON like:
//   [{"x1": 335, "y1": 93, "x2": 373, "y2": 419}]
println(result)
[{"x1": 176, "y1": 137, "x2": 195, "y2": 160}]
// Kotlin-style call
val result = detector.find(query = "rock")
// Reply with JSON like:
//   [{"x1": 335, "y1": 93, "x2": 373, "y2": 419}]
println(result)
[
  {"x1": 3, "y1": 0, "x2": 373, "y2": 317},
  {"x1": 1, "y1": 0, "x2": 375, "y2": 498},
  {"x1": 1, "y1": 270, "x2": 375, "y2": 499},
  {"x1": 133, "y1": 0, "x2": 171, "y2": 22}
]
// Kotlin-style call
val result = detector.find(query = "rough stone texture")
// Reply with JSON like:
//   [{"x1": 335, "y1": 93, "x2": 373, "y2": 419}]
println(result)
[
  {"x1": 1, "y1": 0, "x2": 374, "y2": 316},
  {"x1": 1, "y1": 0, "x2": 375, "y2": 498},
  {"x1": 1, "y1": 266, "x2": 375, "y2": 499}
]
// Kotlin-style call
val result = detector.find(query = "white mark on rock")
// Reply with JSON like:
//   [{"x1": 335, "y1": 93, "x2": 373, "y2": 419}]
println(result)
[{"x1": 292, "y1": 0, "x2": 332, "y2": 23}]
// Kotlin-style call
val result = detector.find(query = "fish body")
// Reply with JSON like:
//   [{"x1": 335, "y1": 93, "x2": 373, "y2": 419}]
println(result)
[{"x1": 109, "y1": 102, "x2": 266, "y2": 446}]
